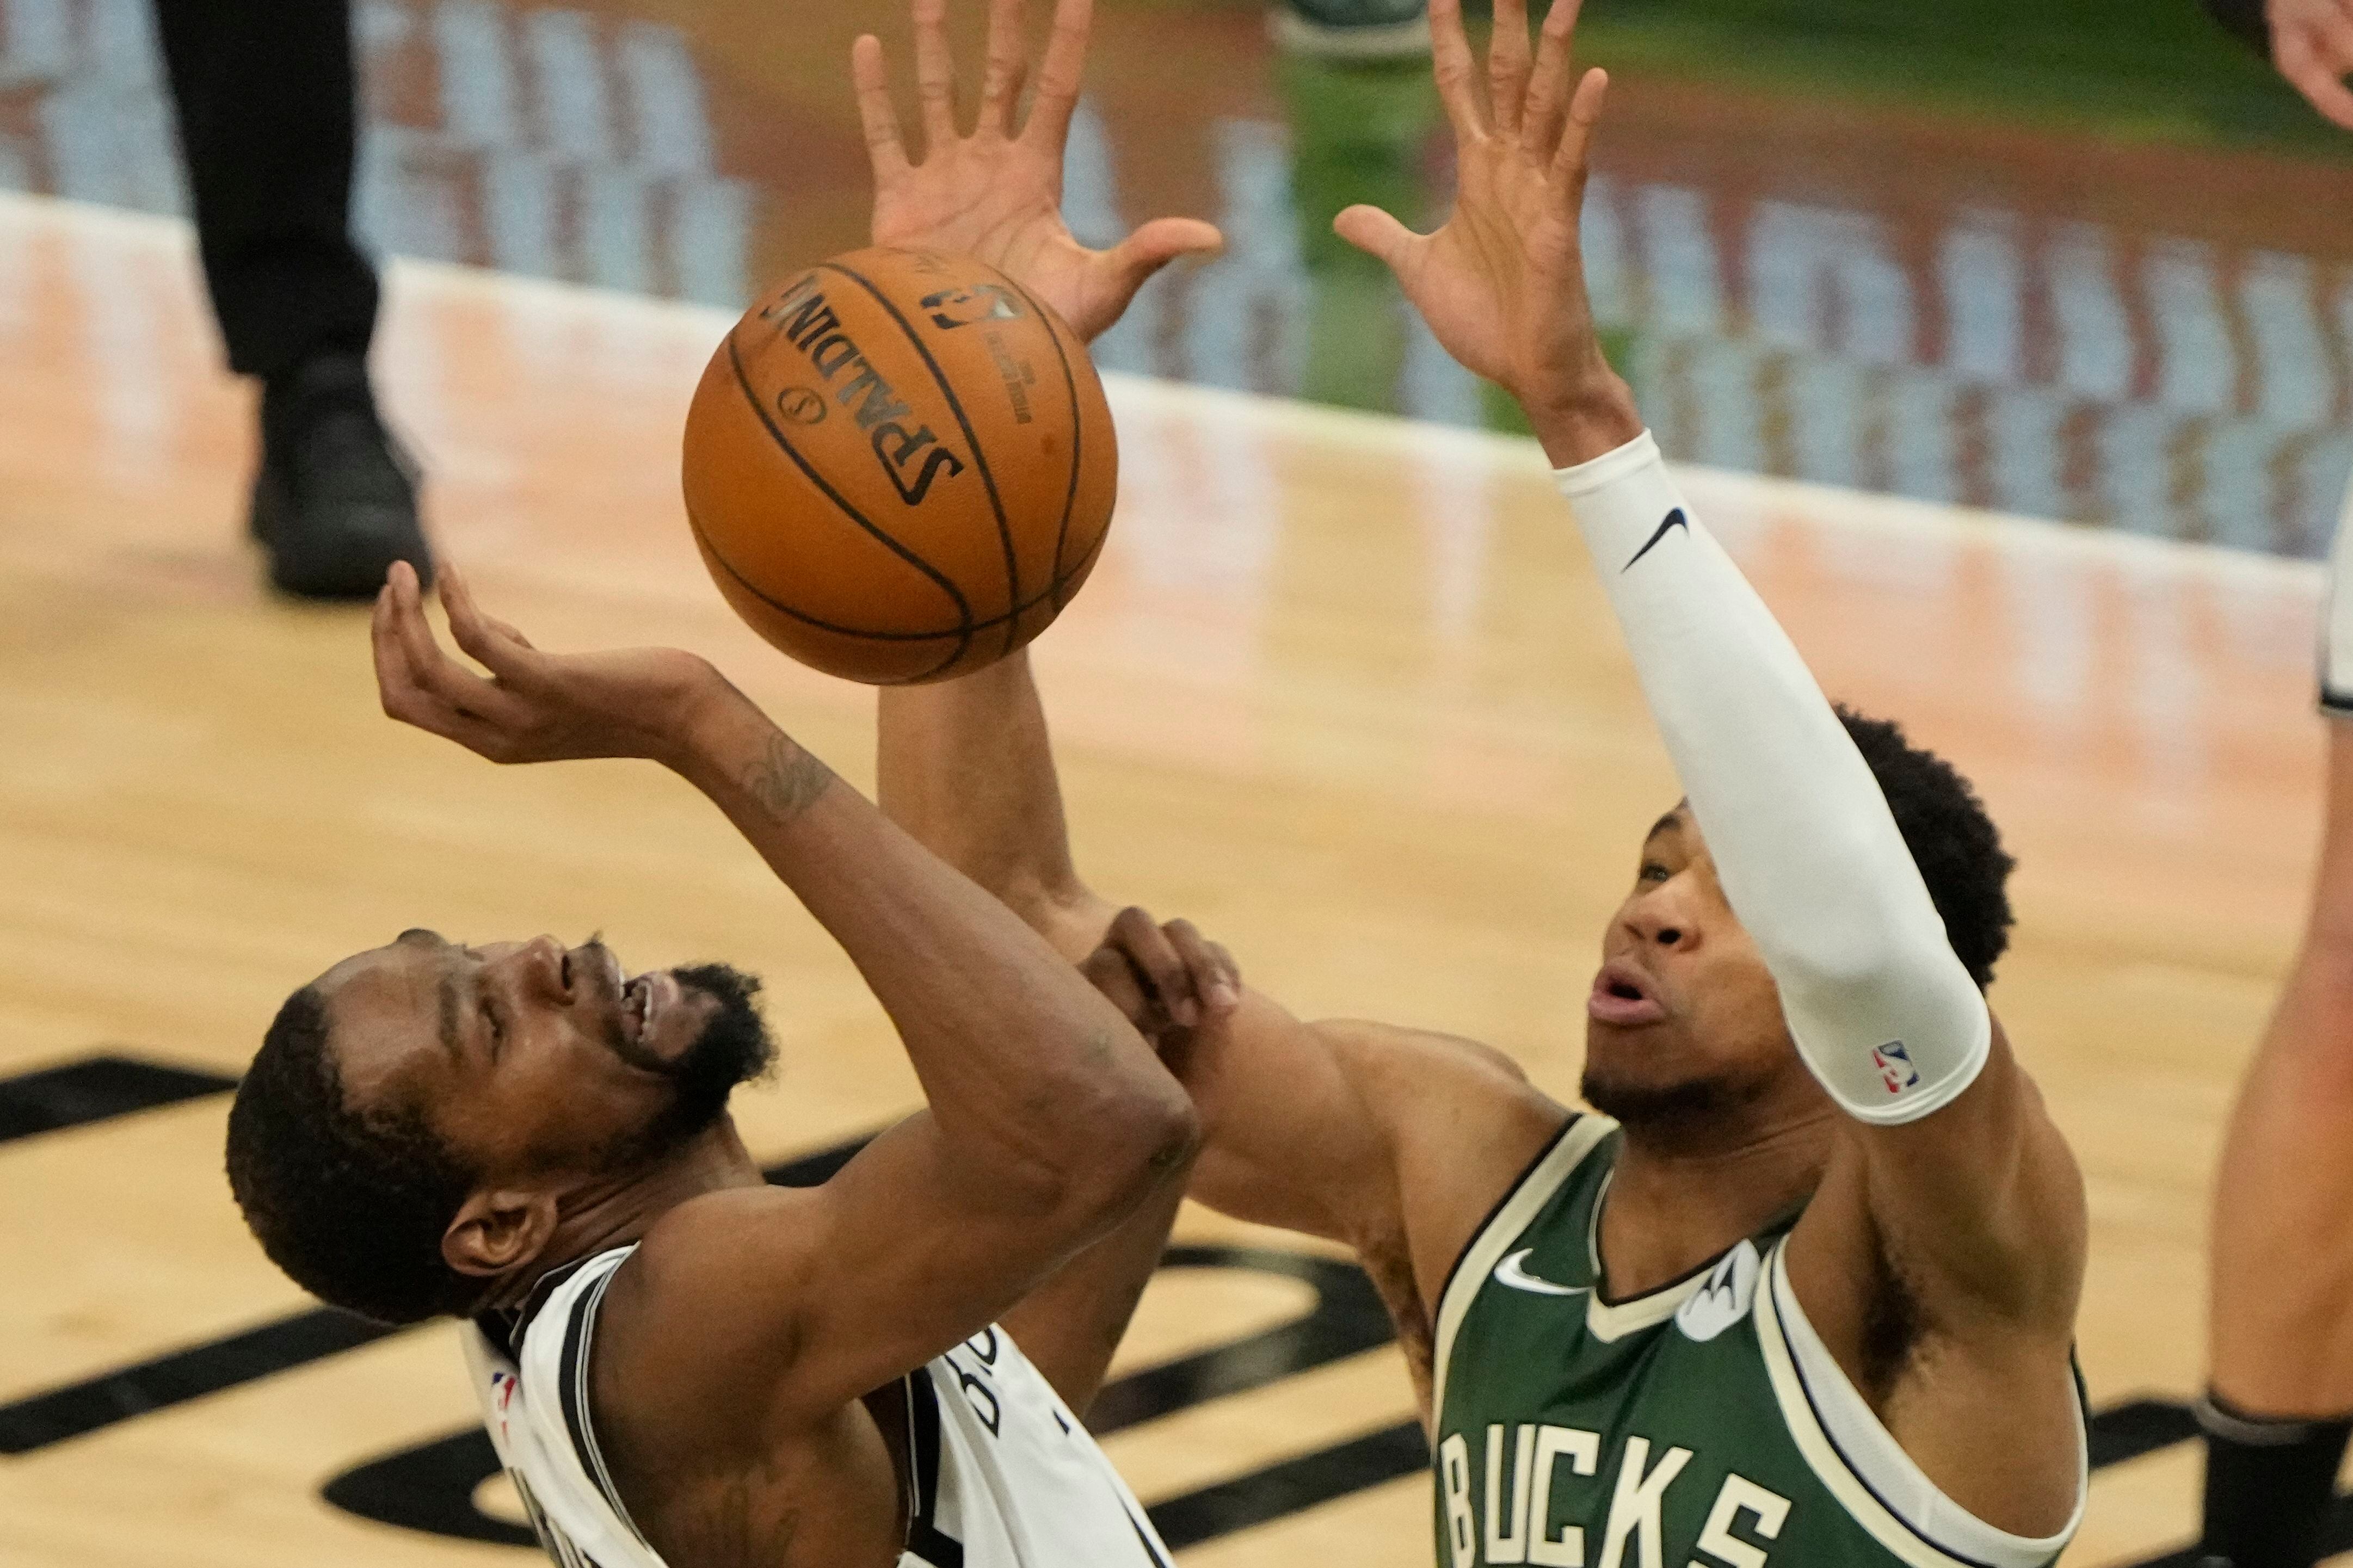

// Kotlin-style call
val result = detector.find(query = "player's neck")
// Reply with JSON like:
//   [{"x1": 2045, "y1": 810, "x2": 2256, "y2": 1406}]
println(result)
[
  {"x1": 484, "y1": 1120, "x2": 765, "y2": 1312},
  {"x1": 1598, "y1": 1101, "x2": 1834, "y2": 1300}
]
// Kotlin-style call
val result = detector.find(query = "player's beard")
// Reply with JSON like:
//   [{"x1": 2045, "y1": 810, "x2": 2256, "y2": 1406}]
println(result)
[
  {"x1": 1579, "y1": 1058, "x2": 1775, "y2": 1143},
  {"x1": 606, "y1": 962, "x2": 777, "y2": 1168}
]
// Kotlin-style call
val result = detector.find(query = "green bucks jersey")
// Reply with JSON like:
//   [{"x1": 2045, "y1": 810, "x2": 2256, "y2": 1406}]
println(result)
[{"x1": 1430, "y1": 1116, "x2": 2085, "y2": 1568}]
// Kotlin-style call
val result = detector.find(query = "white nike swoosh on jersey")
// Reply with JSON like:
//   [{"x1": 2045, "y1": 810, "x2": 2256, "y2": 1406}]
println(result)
[{"x1": 1493, "y1": 1249, "x2": 1587, "y2": 1296}]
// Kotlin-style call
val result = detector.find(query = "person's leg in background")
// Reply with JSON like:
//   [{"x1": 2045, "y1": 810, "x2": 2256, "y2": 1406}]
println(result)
[
  {"x1": 153, "y1": 0, "x2": 432, "y2": 600},
  {"x1": 2200, "y1": 479, "x2": 2353, "y2": 1568}
]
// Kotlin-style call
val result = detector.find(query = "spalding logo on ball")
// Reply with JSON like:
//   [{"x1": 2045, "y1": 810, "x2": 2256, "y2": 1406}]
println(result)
[{"x1": 682, "y1": 246, "x2": 1117, "y2": 685}]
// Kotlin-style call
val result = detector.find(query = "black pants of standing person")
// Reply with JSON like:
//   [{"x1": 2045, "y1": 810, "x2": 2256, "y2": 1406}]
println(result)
[{"x1": 153, "y1": 0, "x2": 433, "y2": 600}]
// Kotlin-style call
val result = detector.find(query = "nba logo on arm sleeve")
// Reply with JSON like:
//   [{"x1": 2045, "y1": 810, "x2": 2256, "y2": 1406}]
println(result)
[{"x1": 1871, "y1": 1042, "x2": 1920, "y2": 1095}]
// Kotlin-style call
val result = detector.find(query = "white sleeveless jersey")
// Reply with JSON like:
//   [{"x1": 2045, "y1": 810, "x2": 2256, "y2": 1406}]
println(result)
[{"x1": 464, "y1": 1245, "x2": 1175, "y2": 1568}]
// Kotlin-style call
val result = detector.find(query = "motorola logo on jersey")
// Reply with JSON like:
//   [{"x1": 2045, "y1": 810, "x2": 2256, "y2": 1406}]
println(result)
[{"x1": 1674, "y1": 1240, "x2": 1760, "y2": 1343}]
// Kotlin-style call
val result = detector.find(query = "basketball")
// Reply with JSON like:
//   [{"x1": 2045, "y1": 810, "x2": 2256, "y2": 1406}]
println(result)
[{"x1": 680, "y1": 246, "x2": 1118, "y2": 685}]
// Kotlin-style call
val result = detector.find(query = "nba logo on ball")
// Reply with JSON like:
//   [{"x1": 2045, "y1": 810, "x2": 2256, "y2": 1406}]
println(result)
[
  {"x1": 681, "y1": 247, "x2": 1119, "y2": 687},
  {"x1": 1874, "y1": 1041, "x2": 1920, "y2": 1095},
  {"x1": 922, "y1": 285, "x2": 1022, "y2": 330}
]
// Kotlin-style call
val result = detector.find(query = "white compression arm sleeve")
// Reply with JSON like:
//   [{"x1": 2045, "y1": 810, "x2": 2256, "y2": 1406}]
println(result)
[{"x1": 1556, "y1": 431, "x2": 1990, "y2": 1125}]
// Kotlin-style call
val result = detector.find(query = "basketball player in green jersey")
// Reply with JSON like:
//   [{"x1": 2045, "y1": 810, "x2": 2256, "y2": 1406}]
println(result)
[{"x1": 867, "y1": 0, "x2": 2091, "y2": 1560}]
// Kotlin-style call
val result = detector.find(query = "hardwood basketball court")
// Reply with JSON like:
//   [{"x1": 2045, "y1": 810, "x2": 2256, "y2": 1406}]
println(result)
[{"x1": 0, "y1": 189, "x2": 2341, "y2": 1565}]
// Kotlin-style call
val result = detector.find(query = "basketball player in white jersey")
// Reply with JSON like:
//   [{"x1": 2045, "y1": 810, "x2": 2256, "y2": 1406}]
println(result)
[
  {"x1": 221, "y1": 4, "x2": 1242, "y2": 1566},
  {"x1": 877, "y1": 0, "x2": 2092, "y2": 1560}
]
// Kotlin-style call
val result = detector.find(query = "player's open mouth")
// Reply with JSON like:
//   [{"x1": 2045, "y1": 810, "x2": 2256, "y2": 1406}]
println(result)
[
  {"x1": 621, "y1": 975, "x2": 655, "y2": 1043},
  {"x1": 1588, "y1": 960, "x2": 1666, "y2": 1026}
]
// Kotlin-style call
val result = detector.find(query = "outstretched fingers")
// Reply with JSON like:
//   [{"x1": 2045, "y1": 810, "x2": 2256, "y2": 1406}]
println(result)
[
  {"x1": 911, "y1": 0, "x2": 962, "y2": 151},
  {"x1": 851, "y1": 35, "x2": 909, "y2": 176},
  {"x1": 1024, "y1": 0, "x2": 1093, "y2": 151},
  {"x1": 1548, "y1": 66, "x2": 1609, "y2": 200},
  {"x1": 1427, "y1": 0, "x2": 1488, "y2": 142},
  {"x1": 371, "y1": 566, "x2": 520, "y2": 755},
  {"x1": 977, "y1": 0, "x2": 1028, "y2": 135},
  {"x1": 437, "y1": 563, "x2": 537, "y2": 684},
  {"x1": 1487, "y1": 0, "x2": 1534, "y2": 137},
  {"x1": 1520, "y1": 0, "x2": 1583, "y2": 157}
]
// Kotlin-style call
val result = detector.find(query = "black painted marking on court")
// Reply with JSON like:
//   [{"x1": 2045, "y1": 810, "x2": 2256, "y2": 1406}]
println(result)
[
  {"x1": 1088, "y1": 1246, "x2": 1397, "y2": 1436},
  {"x1": 0, "y1": 1131, "x2": 878, "y2": 1455},
  {"x1": 1150, "y1": 1418, "x2": 1431, "y2": 1550},
  {"x1": 0, "y1": 1309, "x2": 393, "y2": 1454},
  {"x1": 2087, "y1": 1394, "x2": 2201, "y2": 1467},
  {"x1": 0, "y1": 1054, "x2": 236, "y2": 1146}
]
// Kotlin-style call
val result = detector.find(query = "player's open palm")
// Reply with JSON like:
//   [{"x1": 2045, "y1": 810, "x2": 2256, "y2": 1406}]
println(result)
[
  {"x1": 857, "y1": 0, "x2": 1222, "y2": 343},
  {"x1": 1338, "y1": 0, "x2": 1613, "y2": 412},
  {"x1": 372, "y1": 561, "x2": 718, "y2": 767}
]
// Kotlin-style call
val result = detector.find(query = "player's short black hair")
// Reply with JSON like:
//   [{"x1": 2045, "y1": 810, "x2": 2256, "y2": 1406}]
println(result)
[
  {"x1": 1835, "y1": 706, "x2": 2015, "y2": 988},
  {"x1": 225, "y1": 986, "x2": 482, "y2": 1325}
]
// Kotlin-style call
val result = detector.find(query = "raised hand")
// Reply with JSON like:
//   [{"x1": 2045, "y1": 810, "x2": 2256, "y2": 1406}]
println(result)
[
  {"x1": 2268, "y1": 0, "x2": 2353, "y2": 129},
  {"x1": 1334, "y1": 0, "x2": 1637, "y2": 460},
  {"x1": 372, "y1": 562, "x2": 722, "y2": 767},
  {"x1": 855, "y1": 0, "x2": 1223, "y2": 343}
]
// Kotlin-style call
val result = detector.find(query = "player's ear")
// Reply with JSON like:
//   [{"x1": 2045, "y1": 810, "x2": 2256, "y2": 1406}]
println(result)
[{"x1": 444, "y1": 1188, "x2": 559, "y2": 1280}]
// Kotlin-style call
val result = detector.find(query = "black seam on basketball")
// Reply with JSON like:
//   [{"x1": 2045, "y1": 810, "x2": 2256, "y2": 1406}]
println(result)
[
  {"x1": 989, "y1": 268, "x2": 1087, "y2": 614},
  {"x1": 817, "y1": 260, "x2": 1024, "y2": 660},
  {"x1": 720, "y1": 326, "x2": 977, "y2": 650},
  {"x1": 1048, "y1": 518, "x2": 1110, "y2": 604},
  {"x1": 686, "y1": 505, "x2": 968, "y2": 683},
  {"x1": 689, "y1": 502, "x2": 1077, "y2": 646}
]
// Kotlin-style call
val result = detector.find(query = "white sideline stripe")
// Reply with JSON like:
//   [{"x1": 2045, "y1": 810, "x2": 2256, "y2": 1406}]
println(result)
[{"x1": 0, "y1": 184, "x2": 2324, "y2": 598}]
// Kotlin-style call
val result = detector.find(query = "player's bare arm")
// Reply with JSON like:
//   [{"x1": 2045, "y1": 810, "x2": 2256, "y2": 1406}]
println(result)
[
  {"x1": 981, "y1": 909, "x2": 1241, "y2": 1410},
  {"x1": 371, "y1": 561, "x2": 1196, "y2": 1565},
  {"x1": 839, "y1": 0, "x2": 1237, "y2": 1423},
  {"x1": 859, "y1": 0, "x2": 1576, "y2": 1411},
  {"x1": 879, "y1": 655, "x2": 1575, "y2": 1416},
  {"x1": 1342, "y1": 0, "x2": 2086, "y2": 1533}
]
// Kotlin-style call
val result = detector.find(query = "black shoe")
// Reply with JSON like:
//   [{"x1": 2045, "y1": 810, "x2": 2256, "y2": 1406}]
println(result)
[
  {"x1": 250, "y1": 354, "x2": 431, "y2": 601},
  {"x1": 1272, "y1": 0, "x2": 1429, "y2": 59}
]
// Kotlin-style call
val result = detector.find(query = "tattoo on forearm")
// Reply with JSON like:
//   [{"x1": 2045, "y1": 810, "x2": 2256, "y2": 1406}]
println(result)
[{"x1": 741, "y1": 730, "x2": 833, "y2": 822}]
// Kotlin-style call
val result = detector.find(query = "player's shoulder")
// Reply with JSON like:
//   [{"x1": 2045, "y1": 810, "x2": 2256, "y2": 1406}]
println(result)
[
  {"x1": 581, "y1": 1189, "x2": 847, "y2": 1476},
  {"x1": 1311, "y1": 1017, "x2": 1571, "y2": 1131},
  {"x1": 1310, "y1": 1018, "x2": 1580, "y2": 1306},
  {"x1": 611, "y1": 1183, "x2": 828, "y2": 1323},
  {"x1": 593, "y1": 1186, "x2": 835, "y2": 1421}
]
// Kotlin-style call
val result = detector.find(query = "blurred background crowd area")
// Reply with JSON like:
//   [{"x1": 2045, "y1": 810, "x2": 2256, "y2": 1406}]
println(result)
[{"x1": 3, "y1": 0, "x2": 2350, "y2": 556}]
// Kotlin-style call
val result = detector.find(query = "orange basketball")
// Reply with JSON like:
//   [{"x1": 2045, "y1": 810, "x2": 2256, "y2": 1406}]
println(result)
[{"x1": 681, "y1": 246, "x2": 1118, "y2": 685}]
